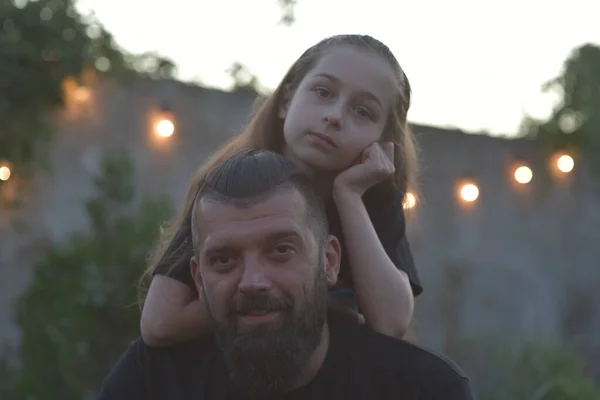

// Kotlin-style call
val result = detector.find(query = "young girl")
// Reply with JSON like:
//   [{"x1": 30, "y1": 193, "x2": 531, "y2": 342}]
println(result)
[{"x1": 140, "y1": 34, "x2": 422, "y2": 346}]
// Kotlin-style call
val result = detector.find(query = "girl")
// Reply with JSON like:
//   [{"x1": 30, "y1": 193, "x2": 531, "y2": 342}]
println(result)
[{"x1": 140, "y1": 34, "x2": 422, "y2": 346}]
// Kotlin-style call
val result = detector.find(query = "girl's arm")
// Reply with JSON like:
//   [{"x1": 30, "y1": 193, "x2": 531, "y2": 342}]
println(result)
[
  {"x1": 140, "y1": 275, "x2": 213, "y2": 347},
  {"x1": 333, "y1": 189, "x2": 414, "y2": 338}
]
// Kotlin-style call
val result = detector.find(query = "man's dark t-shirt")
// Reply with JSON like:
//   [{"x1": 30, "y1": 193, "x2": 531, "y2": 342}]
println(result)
[{"x1": 98, "y1": 315, "x2": 474, "y2": 400}]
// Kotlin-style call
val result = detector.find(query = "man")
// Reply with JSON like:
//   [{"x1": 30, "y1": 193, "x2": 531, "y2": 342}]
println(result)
[{"x1": 98, "y1": 149, "x2": 475, "y2": 399}]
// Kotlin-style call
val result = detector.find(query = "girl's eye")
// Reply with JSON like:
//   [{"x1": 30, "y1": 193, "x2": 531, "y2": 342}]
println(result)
[
  {"x1": 314, "y1": 87, "x2": 331, "y2": 98},
  {"x1": 355, "y1": 106, "x2": 371, "y2": 118}
]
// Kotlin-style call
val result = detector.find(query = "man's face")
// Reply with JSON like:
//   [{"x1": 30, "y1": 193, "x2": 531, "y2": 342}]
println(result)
[{"x1": 190, "y1": 188, "x2": 340, "y2": 393}]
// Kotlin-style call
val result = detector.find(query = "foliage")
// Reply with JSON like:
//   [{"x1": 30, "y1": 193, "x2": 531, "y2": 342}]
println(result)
[
  {"x1": 0, "y1": 149, "x2": 173, "y2": 399},
  {"x1": 522, "y1": 43, "x2": 600, "y2": 173},
  {"x1": 454, "y1": 336, "x2": 600, "y2": 400},
  {"x1": 227, "y1": 61, "x2": 262, "y2": 94},
  {"x1": 0, "y1": 0, "x2": 119, "y2": 177},
  {"x1": 226, "y1": 1, "x2": 299, "y2": 94},
  {"x1": 278, "y1": 0, "x2": 298, "y2": 26},
  {"x1": 0, "y1": 0, "x2": 294, "y2": 183},
  {"x1": 0, "y1": 0, "x2": 176, "y2": 184}
]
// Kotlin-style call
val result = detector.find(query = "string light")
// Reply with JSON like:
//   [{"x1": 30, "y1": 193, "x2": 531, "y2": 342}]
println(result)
[
  {"x1": 50, "y1": 80, "x2": 589, "y2": 208},
  {"x1": 155, "y1": 118, "x2": 175, "y2": 138},
  {"x1": 60, "y1": 76, "x2": 94, "y2": 121},
  {"x1": 151, "y1": 97, "x2": 176, "y2": 140},
  {"x1": 459, "y1": 182, "x2": 479, "y2": 203},
  {"x1": 557, "y1": 154, "x2": 574, "y2": 173},
  {"x1": 62, "y1": 76, "x2": 91, "y2": 104},
  {"x1": 514, "y1": 165, "x2": 533, "y2": 184},
  {"x1": 73, "y1": 86, "x2": 91, "y2": 103},
  {"x1": 403, "y1": 192, "x2": 417, "y2": 209},
  {"x1": 0, "y1": 166, "x2": 11, "y2": 181}
]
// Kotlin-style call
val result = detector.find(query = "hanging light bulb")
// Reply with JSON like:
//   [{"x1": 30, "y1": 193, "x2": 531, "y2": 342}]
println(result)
[
  {"x1": 458, "y1": 181, "x2": 479, "y2": 203},
  {"x1": 151, "y1": 95, "x2": 176, "y2": 140},
  {"x1": 556, "y1": 154, "x2": 574, "y2": 173},
  {"x1": 403, "y1": 192, "x2": 417, "y2": 209},
  {"x1": 514, "y1": 165, "x2": 533, "y2": 184},
  {"x1": 155, "y1": 118, "x2": 175, "y2": 137},
  {"x1": 0, "y1": 165, "x2": 11, "y2": 181}
]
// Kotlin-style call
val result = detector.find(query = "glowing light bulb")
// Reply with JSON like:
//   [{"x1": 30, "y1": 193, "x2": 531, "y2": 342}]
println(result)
[
  {"x1": 459, "y1": 183, "x2": 479, "y2": 202},
  {"x1": 0, "y1": 166, "x2": 11, "y2": 181},
  {"x1": 73, "y1": 86, "x2": 91, "y2": 102},
  {"x1": 557, "y1": 155, "x2": 574, "y2": 173},
  {"x1": 514, "y1": 165, "x2": 533, "y2": 184},
  {"x1": 155, "y1": 119, "x2": 175, "y2": 138},
  {"x1": 403, "y1": 192, "x2": 417, "y2": 209}
]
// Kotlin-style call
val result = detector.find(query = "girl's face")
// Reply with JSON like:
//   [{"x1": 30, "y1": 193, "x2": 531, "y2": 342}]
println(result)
[{"x1": 281, "y1": 45, "x2": 397, "y2": 174}]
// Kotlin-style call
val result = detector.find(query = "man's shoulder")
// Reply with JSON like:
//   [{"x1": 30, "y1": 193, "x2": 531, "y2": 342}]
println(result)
[
  {"x1": 98, "y1": 337, "x2": 218, "y2": 399},
  {"x1": 121, "y1": 336, "x2": 217, "y2": 384},
  {"x1": 364, "y1": 328, "x2": 466, "y2": 376},
  {"x1": 336, "y1": 320, "x2": 469, "y2": 386},
  {"x1": 126, "y1": 336, "x2": 214, "y2": 368}
]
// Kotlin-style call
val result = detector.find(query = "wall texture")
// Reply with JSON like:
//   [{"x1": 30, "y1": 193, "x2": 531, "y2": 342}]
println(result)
[{"x1": 1, "y1": 78, "x2": 598, "y2": 360}]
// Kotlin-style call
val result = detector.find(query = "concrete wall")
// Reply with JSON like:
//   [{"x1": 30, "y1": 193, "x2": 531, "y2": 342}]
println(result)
[{"x1": 1, "y1": 78, "x2": 599, "y2": 358}]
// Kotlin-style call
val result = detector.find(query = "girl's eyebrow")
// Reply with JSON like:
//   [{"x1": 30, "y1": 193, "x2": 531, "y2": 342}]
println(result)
[{"x1": 311, "y1": 72, "x2": 384, "y2": 110}]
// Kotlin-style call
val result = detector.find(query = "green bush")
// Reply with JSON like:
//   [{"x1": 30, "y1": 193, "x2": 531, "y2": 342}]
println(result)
[
  {"x1": 0, "y1": 149, "x2": 173, "y2": 399},
  {"x1": 467, "y1": 338, "x2": 600, "y2": 400}
]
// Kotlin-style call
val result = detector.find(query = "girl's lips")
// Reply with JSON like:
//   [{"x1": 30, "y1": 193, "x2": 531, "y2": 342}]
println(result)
[{"x1": 309, "y1": 132, "x2": 336, "y2": 148}]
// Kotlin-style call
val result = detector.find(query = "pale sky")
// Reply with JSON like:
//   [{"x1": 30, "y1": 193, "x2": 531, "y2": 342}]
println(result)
[{"x1": 77, "y1": 0, "x2": 599, "y2": 136}]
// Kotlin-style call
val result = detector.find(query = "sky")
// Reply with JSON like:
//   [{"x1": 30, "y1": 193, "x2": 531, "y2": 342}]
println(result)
[{"x1": 76, "y1": 0, "x2": 599, "y2": 137}]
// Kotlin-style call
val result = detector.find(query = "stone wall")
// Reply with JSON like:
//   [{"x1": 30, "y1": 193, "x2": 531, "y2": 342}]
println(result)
[{"x1": 1, "y1": 78, "x2": 598, "y2": 358}]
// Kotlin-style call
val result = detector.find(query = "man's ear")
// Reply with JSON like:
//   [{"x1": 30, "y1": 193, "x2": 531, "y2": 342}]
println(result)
[
  {"x1": 190, "y1": 256, "x2": 203, "y2": 295},
  {"x1": 323, "y1": 235, "x2": 341, "y2": 287}
]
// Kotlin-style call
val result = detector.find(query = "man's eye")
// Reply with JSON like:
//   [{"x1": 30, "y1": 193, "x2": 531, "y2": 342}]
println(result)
[
  {"x1": 209, "y1": 255, "x2": 233, "y2": 266},
  {"x1": 271, "y1": 244, "x2": 296, "y2": 258},
  {"x1": 275, "y1": 245, "x2": 294, "y2": 254}
]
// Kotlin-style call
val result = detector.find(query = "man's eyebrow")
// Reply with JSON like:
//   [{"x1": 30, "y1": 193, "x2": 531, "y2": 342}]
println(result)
[
  {"x1": 202, "y1": 244, "x2": 231, "y2": 256},
  {"x1": 264, "y1": 230, "x2": 302, "y2": 242},
  {"x1": 202, "y1": 230, "x2": 302, "y2": 253}
]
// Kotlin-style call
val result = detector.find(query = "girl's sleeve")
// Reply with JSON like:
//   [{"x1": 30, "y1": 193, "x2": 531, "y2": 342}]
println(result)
[
  {"x1": 152, "y1": 234, "x2": 198, "y2": 294},
  {"x1": 365, "y1": 184, "x2": 423, "y2": 296}
]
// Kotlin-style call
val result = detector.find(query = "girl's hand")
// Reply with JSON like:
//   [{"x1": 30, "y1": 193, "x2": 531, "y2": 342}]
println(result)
[{"x1": 333, "y1": 141, "x2": 395, "y2": 198}]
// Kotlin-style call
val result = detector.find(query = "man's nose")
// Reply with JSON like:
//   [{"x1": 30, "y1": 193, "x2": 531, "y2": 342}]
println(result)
[{"x1": 237, "y1": 255, "x2": 272, "y2": 293}]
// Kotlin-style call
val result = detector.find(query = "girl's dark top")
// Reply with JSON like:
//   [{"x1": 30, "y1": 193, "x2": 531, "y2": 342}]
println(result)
[{"x1": 153, "y1": 183, "x2": 423, "y2": 298}]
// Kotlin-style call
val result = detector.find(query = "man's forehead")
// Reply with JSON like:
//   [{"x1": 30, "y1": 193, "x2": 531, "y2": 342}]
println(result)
[
  {"x1": 199, "y1": 187, "x2": 307, "y2": 218},
  {"x1": 195, "y1": 188, "x2": 310, "y2": 244}
]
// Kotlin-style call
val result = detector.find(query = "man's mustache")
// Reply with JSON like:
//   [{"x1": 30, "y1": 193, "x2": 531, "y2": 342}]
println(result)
[{"x1": 230, "y1": 293, "x2": 292, "y2": 314}]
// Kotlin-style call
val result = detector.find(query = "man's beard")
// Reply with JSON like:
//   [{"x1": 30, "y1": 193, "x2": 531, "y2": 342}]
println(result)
[{"x1": 205, "y1": 263, "x2": 328, "y2": 395}]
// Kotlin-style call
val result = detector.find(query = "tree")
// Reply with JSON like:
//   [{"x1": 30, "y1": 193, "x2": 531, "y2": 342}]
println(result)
[
  {"x1": 0, "y1": 0, "x2": 176, "y2": 191},
  {"x1": 522, "y1": 44, "x2": 600, "y2": 173},
  {"x1": 0, "y1": 0, "x2": 121, "y2": 179},
  {"x1": 226, "y1": 0, "x2": 300, "y2": 93},
  {"x1": 227, "y1": 61, "x2": 262, "y2": 94},
  {"x1": 0, "y1": 149, "x2": 173, "y2": 399},
  {"x1": 278, "y1": 0, "x2": 298, "y2": 26}
]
